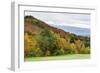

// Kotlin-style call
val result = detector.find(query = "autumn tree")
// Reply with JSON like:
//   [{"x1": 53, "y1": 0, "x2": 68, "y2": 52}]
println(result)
[
  {"x1": 75, "y1": 40, "x2": 83, "y2": 54},
  {"x1": 37, "y1": 28, "x2": 57, "y2": 56},
  {"x1": 24, "y1": 32, "x2": 42, "y2": 57}
]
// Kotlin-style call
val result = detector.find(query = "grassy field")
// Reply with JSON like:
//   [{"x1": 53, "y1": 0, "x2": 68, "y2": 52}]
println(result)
[{"x1": 24, "y1": 54, "x2": 90, "y2": 61}]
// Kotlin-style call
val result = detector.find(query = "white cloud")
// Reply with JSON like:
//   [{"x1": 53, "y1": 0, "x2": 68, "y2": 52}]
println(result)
[
  {"x1": 25, "y1": 11, "x2": 90, "y2": 28},
  {"x1": 45, "y1": 21, "x2": 90, "y2": 28}
]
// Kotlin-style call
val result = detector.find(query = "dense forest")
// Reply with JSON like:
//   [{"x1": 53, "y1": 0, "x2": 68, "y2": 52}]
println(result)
[{"x1": 24, "y1": 16, "x2": 90, "y2": 57}]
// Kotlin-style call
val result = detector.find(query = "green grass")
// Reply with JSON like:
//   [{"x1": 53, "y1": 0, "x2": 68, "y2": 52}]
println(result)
[{"x1": 24, "y1": 54, "x2": 90, "y2": 61}]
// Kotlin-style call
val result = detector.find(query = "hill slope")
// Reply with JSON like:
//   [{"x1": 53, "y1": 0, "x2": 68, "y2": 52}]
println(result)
[{"x1": 24, "y1": 16, "x2": 90, "y2": 57}]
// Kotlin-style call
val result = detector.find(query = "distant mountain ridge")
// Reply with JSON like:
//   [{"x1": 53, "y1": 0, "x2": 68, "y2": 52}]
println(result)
[{"x1": 51, "y1": 25, "x2": 90, "y2": 36}]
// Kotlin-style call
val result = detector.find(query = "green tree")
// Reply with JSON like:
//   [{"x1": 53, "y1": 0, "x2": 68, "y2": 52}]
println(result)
[{"x1": 37, "y1": 28, "x2": 57, "y2": 56}]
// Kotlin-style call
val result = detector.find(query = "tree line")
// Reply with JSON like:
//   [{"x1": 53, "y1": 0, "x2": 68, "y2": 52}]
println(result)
[{"x1": 24, "y1": 28, "x2": 90, "y2": 57}]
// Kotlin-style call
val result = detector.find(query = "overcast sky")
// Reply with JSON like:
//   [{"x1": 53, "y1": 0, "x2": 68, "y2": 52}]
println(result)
[{"x1": 25, "y1": 11, "x2": 90, "y2": 29}]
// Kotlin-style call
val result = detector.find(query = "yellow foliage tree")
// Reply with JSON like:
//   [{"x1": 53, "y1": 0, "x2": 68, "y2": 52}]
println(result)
[
  {"x1": 24, "y1": 32, "x2": 38, "y2": 57},
  {"x1": 70, "y1": 43, "x2": 78, "y2": 54}
]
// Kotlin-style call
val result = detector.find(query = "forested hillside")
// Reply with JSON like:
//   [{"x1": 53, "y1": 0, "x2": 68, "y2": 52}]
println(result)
[{"x1": 24, "y1": 16, "x2": 90, "y2": 57}]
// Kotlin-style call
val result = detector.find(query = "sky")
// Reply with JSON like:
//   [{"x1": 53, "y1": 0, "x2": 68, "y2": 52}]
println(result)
[{"x1": 25, "y1": 11, "x2": 90, "y2": 36}]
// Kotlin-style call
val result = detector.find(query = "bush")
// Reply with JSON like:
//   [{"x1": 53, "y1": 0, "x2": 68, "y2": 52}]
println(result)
[{"x1": 80, "y1": 47, "x2": 90, "y2": 54}]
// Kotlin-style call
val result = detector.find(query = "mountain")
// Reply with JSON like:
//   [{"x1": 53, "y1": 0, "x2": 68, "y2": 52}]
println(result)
[
  {"x1": 24, "y1": 16, "x2": 90, "y2": 41},
  {"x1": 50, "y1": 25, "x2": 90, "y2": 36},
  {"x1": 24, "y1": 16, "x2": 71, "y2": 38}
]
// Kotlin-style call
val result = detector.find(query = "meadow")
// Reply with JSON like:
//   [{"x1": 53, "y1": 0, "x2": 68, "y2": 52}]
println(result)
[{"x1": 25, "y1": 54, "x2": 90, "y2": 61}]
